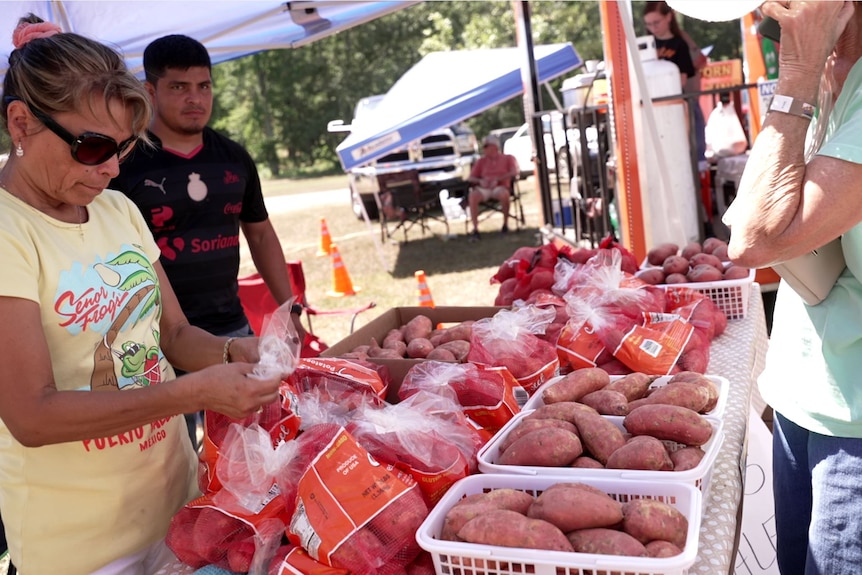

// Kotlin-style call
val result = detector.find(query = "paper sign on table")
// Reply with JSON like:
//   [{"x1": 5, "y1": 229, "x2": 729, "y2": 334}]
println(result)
[{"x1": 733, "y1": 407, "x2": 779, "y2": 575}]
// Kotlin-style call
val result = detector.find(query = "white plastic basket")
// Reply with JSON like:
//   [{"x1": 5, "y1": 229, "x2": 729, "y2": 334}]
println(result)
[
  {"x1": 477, "y1": 411, "x2": 724, "y2": 500},
  {"x1": 639, "y1": 258, "x2": 755, "y2": 320},
  {"x1": 661, "y1": 267, "x2": 755, "y2": 320},
  {"x1": 524, "y1": 374, "x2": 730, "y2": 419},
  {"x1": 416, "y1": 473, "x2": 702, "y2": 575}
]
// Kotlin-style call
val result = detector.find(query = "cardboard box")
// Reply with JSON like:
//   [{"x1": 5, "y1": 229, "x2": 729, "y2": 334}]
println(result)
[{"x1": 321, "y1": 306, "x2": 504, "y2": 400}]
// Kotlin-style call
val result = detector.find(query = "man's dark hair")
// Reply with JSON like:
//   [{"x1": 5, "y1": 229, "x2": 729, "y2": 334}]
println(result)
[{"x1": 143, "y1": 34, "x2": 211, "y2": 85}]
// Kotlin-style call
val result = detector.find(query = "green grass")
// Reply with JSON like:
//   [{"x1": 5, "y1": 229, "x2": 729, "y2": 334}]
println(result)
[{"x1": 243, "y1": 177, "x2": 547, "y2": 348}]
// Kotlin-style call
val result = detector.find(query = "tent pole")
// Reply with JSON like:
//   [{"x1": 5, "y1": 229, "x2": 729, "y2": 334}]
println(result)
[
  {"x1": 600, "y1": 0, "x2": 647, "y2": 262},
  {"x1": 513, "y1": 0, "x2": 553, "y2": 227}
]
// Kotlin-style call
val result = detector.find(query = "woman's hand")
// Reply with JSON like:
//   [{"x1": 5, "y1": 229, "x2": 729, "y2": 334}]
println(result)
[
  {"x1": 763, "y1": 1, "x2": 854, "y2": 77},
  {"x1": 189, "y1": 362, "x2": 283, "y2": 419}
]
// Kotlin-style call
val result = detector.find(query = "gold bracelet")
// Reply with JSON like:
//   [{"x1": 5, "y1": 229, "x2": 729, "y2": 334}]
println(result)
[{"x1": 222, "y1": 337, "x2": 237, "y2": 364}]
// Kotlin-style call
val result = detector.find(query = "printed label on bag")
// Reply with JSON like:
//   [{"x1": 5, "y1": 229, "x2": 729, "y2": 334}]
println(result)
[{"x1": 290, "y1": 428, "x2": 412, "y2": 562}]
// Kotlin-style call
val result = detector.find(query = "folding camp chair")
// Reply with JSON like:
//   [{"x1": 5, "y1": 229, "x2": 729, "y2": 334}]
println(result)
[
  {"x1": 237, "y1": 261, "x2": 376, "y2": 354},
  {"x1": 375, "y1": 170, "x2": 448, "y2": 242},
  {"x1": 464, "y1": 176, "x2": 526, "y2": 234}
]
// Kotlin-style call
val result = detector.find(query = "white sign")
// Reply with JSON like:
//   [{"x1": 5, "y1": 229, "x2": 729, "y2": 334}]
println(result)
[
  {"x1": 733, "y1": 407, "x2": 779, "y2": 574},
  {"x1": 757, "y1": 80, "x2": 779, "y2": 126}
]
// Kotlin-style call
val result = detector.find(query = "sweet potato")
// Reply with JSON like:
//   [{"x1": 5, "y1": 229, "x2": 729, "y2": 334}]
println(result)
[
  {"x1": 567, "y1": 528, "x2": 648, "y2": 557},
  {"x1": 647, "y1": 243, "x2": 679, "y2": 266},
  {"x1": 458, "y1": 509, "x2": 574, "y2": 552},
  {"x1": 497, "y1": 427, "x2": 583, "y2": 467},
  {"x1": 635, "y1": 382, "x2": 710, "y2": 413},
  {"x1": 436, "y1": 340, "x2": 470, "y2": 362},
  {"x1": 604, "y1": 372, "x2": 657, "y2": 402},
  {"x1": 606, "y1": 435, "x2": 673, "y2": 471},
  {"x1": 524, "y1": 401, "x2": 599, "y2": 425},
  {"x1": 541, "y1": 367, "x2": 611, "y2": 404},
  {"x1": 680, "y1": 241, "x2": 702, "y2": 260},
  {"x1": 403, "y1": 315, "x2": 433, "y2": 343},
  {"x1": 623, "y1": 404, "x2": 713, "y2": 446},
  {"x1": 689, "y1": 252, "x2": 723, "y2": 270},
  {"x1": 670, "y1": 446, "x2": 705, "y2": 471},
  {"x1": 570, "y1": 455, "x2": 604, "y2": 469},
  {"x1": 441, "y1": 489, "x2": 535, "y2": 540},
  {"x1": 425, "y1": 347, "x2": 456, "y2": 361},
  {"x1": 702, "y1": 237, "x2": 726, "y2": 254},
  {"x1": 662, "y1": 255, "x2": 690, "y2": 276},
  {"x1": 406, "y1": 338, "x2": 434, "y2": 359},
  {"x1": 579, "y1": 389, "x2": 630, "y2": 416},
  {"x1": 668, "y1": 372, "x2": 720, "y2": 412},
  {"x1": 622, "y1": 499, "x2": 688, "y2": 549},
  {"x1": 383, "y1": 338, "x2": 408, "y2": 356},
  {"x1": 664, "y1": 273, "x2": 689, "y2": 284},
  {"x1": 724, "y1": 265, "x2": 751, "y2": 280},
  {"x1": 498, "y1": 418, "x2": 579, "y2": 454},
  {"x1": 645, "y1": 540, "x2": 684, "y2": 557},
  {"x1": 527, "y1": 483, "x2": 623, "y2": 532},
  {"x1": 437, "y1": 322, "x2": 473, "y2": 344},
  {"x1": 571, "y1": 411, "x2": 627, "y2": 465},
  {"x1": 635, "y1": 268, "x2": 665, "y2": 285},
  {"x1": 686, "y1": 264, "x2": 723, "y2": 283}
]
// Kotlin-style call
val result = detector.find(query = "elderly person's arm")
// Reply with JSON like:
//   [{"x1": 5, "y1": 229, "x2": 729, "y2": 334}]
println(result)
[{"x1": 726, "y1": 1, "x2": 860, "y2": 268}]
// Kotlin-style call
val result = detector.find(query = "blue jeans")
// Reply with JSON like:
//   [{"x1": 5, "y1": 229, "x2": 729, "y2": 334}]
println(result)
[{"x1": 773, "y1": 412, "x2": 862, "y2": 575}]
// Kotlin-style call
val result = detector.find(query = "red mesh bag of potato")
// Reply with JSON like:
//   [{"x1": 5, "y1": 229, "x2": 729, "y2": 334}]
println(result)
[
  {"x1": 200, "y1": 381, "x2": 302, "y2": 494},
  {"x1": 167, "y1": 492, "x2": 286, "y2": 573},
  {"x1": 613, "y1": 312, "x2": 698, "y2": 375},
  {"x1": 285, "y1": 426, "x2": 427, "y2": 575},
  {"x1": 664, "y1": 286, "x2": 728, "y2": 340},
  {"x1": 275, "y1": 422, "x2": 343, "y2": 518},
  {"x1": 346, "y1": 393, "x2": 482, "y2": 504},
  {"x1": 287, "y1": 357, "x2": 388, "y2": 404},
  {"x1": 468, "y1": 305, "x2": 559, "y2": 395},
  {"x1": 398, "y1": 361, "x2": 522, "y2": 433},
  {"x1": 268, "y1": 544, "x2": 351, "y2": 575}
]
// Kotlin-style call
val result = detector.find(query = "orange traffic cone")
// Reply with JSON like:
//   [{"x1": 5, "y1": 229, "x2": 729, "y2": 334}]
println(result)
[
  {"x1": 415, "y1": 270, "x2": 435, "y2": 308},
  {"x1": 316, "y1": 217, "x2": 333, "y2": 257},
  {"x1": 327, "y1": 244, "x2": 359, "y2": 297}
]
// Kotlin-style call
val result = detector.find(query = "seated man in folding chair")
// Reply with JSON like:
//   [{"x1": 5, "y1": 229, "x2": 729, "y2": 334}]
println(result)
[{"x1": 467, "y1": 134, "x2": 520, "y2": 241}]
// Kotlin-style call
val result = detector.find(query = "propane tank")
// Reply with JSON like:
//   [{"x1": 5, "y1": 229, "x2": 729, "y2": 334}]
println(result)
[{"x1": 630, "y1": 35, "x2": 700, "y2": 249}]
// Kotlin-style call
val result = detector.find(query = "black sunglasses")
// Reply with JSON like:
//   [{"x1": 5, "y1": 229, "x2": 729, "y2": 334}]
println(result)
[{"x1": 5, "y1": 96, "x2": 137, "y2": 165}]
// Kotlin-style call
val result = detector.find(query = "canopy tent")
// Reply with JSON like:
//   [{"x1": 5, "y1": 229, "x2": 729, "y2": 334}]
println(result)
[
  {"x1": 0, "y1": 0, "x2": 418, "y2": 83},
  {"x1": 335, "y1": 42, "x2": 583, "y2": 171}
]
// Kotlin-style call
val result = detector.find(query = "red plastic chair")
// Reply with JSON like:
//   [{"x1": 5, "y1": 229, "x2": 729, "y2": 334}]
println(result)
[{"x1": 237, "y1": 261, "x2": 376, "y2": 356}]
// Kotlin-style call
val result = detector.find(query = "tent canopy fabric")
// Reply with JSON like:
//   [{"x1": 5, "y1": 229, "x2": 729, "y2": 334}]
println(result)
[
  {"x1": 0, "y1": 0, "x2": 418, "y2": 83},
  {"x1": 335, "y1": 43, "x2": 582, "y2": 171}
]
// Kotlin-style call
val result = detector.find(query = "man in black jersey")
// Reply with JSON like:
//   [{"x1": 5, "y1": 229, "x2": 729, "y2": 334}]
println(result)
[{"x1": 111, "y1": 35, "x2": 305, "y2": 447}]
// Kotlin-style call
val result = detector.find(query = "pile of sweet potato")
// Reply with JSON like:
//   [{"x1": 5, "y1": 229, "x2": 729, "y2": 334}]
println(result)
[
  {"x1": 489, "y1": 367, "x2": 716, "y2": 472},
  {"x1": 636, "y1": 238, "x2": 751, "y2": 285},
  {"x1": 440, "y1": 483, "x2": 689, "y2": 558},
  {"x1": 340, "y1": 314, "x2": 473, "y2": 362}
]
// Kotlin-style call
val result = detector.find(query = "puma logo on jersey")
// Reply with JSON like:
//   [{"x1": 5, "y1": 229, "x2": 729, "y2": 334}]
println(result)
[{"x1": 144, "y1": 177, "x2": 167, "y2": 194}]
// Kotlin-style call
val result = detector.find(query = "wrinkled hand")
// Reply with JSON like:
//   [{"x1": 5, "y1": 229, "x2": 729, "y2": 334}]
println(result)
[
  {"x1": 194, "y1": 362, "x2": 283, "y2": 419},
  {"x1": 762, "y1": 1, "x2": 854, "y2": 76},
  {"x1": 227, "y1": 336, "x2": 261, "y2": 364}
]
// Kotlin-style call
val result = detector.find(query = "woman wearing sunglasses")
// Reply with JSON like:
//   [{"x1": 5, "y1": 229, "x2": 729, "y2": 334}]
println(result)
[{"x1": 0, "y1": 15, "x2": 284, "y2": 575}]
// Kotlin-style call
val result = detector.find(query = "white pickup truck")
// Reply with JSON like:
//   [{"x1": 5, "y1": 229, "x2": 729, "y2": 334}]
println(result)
[{"x1": 329, "y1": 95, "x2": 478, "y2": 219}]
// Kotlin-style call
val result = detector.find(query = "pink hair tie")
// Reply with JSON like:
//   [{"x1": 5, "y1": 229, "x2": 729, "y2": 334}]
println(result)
[{"x1": 12, "y1": 21, "x2": 62, "y2": 49}]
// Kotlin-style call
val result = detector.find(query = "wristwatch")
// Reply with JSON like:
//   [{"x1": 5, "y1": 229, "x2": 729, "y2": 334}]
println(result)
[{"x1": 290, "y1": 303, "x2": 304, "y2": 316}]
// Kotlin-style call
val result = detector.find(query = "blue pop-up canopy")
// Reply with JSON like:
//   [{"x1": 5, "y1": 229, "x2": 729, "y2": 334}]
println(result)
[
  {"x1": 335, "y1": 42, "x2": 582, "y2": 171},
  {"x1": 0, "y1": 1, "x2": 418, "y2": 83}
]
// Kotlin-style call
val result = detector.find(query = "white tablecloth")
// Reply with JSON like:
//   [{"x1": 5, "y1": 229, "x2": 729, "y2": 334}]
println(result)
[
  {"x1": 159, "y1": 286, "x2": 771, "y2": 575},
  {"x1": 694, "y1": 282, "x2": 769, "y2": 573}
]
